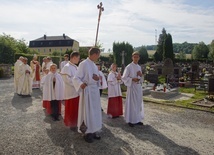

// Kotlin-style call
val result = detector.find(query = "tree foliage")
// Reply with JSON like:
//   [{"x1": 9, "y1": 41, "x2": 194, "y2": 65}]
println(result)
[
  {"x1": 79, "y1": 47, "x2": 88, "y2": 60},
  {"x1": 173, "y1": 42, "x2": 196, "y2": 54},
  {"x1": 154, "y1": 28, "x2": 174, "y2": 62},
  {"x1": 0, "y1": 33, "x2": 30, "y2": 64},
  {"x1": 163, "y1": 33, "x2": 174, "y2": 61},
  {"x1": 192, "y1": 42, "x2": 209, "y2": 60},
  {"x1": 208, "y1": 40, "x2": 214, "y2": 62},
  {"x1": 138, "y1": 46, "x2": 148, "y2": 64},
  {"x1": 112, "y1": 41, "x2": 134, "y2": 66}
]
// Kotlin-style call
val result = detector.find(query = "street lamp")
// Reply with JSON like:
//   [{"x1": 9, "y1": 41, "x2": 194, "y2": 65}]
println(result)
[{"x1": 95, "y1": 2, "x2": 104, "y2": 47}]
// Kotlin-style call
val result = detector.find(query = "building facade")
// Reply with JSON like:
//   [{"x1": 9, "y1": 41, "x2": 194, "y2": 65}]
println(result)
[{"x1": 29, "y1": 34, "x2": 79, "y2": 54}]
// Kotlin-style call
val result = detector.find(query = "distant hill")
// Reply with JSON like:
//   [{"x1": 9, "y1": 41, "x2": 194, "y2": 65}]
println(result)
[{"x1": 135, "y1": 42, "x2": 200, "y2": 54}]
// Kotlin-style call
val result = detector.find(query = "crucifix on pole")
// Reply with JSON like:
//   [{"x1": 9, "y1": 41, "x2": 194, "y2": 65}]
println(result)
[{"x1": 95, "y1": 2, "x2": 104, "y2": 47}]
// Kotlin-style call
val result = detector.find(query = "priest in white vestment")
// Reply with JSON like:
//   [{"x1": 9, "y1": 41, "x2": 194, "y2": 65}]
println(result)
[
  {"x1": 73, "y1": 47, "x2": 102, "y2": 143},
  {"x1": 61, "y1": 52, "x2": 80, "y2": 128},
  {"x1": 17, "y1": 58, "x2": 32, "y2": 96},
  {"x1": 14, "y1": 56, "x2": 24, "y2": 93},
  {"x1": 43, "y1": 64, "x2": 64, "y2": 121},
  {"x1": 122, "y1": 52, "x2": 144, "y2": 127}
]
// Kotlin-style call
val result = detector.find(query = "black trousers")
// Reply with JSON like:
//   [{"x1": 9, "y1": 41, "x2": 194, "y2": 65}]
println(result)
[
  {"x1": 99, "y1": 89, "x2": 103, "y2": 97},
  {"x1": 50, "y1": 100, "x2": 59, "y2": 118}
]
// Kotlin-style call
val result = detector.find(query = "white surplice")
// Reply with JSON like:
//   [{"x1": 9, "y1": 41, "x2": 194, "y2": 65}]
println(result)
[
  {"x1": 122, "y1": 62, "x2": 144, "y2": 124},
  {"x1": 73, "y1": 58, "x2": 102, "y2": 134},
  {"x1": 98, "y1": 70, "x2": 108, "y2": 90},
  {"x1": 60, "y1": 60, "x2": 69, "y2": 71},
  {"x1": 61, "y1": 62, "x2": 79, "y2": 100},
  {"x1": 14, "y1": 60, "x2": 23, "y2": 93},
  {"x1": 17, "y1": 63, "x2": 32, "y2": 95},
  {"x1": 42, "y1": 72, "x2": 64, "y2": 101},
  {"x1": 107, "y1": 71, "x2": 122, "y2": 98}
]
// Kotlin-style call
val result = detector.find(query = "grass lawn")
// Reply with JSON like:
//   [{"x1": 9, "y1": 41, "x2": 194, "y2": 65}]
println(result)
[{"x1": 103, "y1": 86, "x2": 214, "y2": 113}]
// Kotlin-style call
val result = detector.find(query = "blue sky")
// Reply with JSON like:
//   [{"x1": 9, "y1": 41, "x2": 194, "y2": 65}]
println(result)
[{"x1": 0, "y1": 0, "x2": 214, "y2": 52}]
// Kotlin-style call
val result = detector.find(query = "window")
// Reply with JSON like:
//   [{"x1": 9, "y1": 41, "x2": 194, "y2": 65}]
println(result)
[{"x1": 49, "y1": 49, "x2": 51, "y2": 52}]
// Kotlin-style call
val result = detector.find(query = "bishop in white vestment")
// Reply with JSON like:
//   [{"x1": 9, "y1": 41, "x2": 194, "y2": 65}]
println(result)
[{"x1": 17, "y1": 58, "x2": 32, "y2": 96}]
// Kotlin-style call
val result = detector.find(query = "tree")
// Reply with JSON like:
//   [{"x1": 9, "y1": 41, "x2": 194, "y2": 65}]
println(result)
[
  {"x1": 79, "y1": 47, "x2": 88, "y2": 60},
  {"x1": 192, "y1": 42, "x2": 209, "y2": 60},
  {"x1": 138, "y1": 46, "x2": 148, "y2": 64},
  {"x1": 208, "y1": 40, "x2": 214, "y2": 62},
  {"x1": 177, "y1": 51, "x2": 186, "y2": 60},
  {"x1": 0, "y1": 33, "x2": 30, "y2": 64},
  {"x1": 163, "y1": 33, "x2": 174, "y2": 61},
  {"x1": 154, "y1": 28, "x2": 167, "y2": 62},
  {"x1": 113, "y1": 41, "x2": 134, "y2": 67}
]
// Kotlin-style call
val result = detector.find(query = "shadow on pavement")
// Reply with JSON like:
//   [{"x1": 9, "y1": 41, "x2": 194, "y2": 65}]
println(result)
[
  {"x1": 104, "y1": 115, "x2": 199, "y2": 155},
  {"x1": 31, "y1": 88, "x2": 42, "y2": 99},
  {"x1": 11, "y1": 94, "x2": 33, "y2": 112},
  {"x1": 44, "y1": 116, "x2": 134, "y2": 155}
]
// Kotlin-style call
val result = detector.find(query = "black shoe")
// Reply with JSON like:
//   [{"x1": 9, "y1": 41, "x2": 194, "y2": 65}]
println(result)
[
  {"x1": 101, "y1": 108, "x2": 103, "y2": 111},
  {"x1": 93, "y1": 133, "x2": 101, "y2": 140},
  {"x1": 112, "y1": 116, "x2": 119, "y2": 119},
  {"x1": 128, "y1": 123, "x2": 134, "y2": 127},
  {"x1": 84, "y1": 133, "x2": 93, "y2": 143},
  {"x1": 55, "y1": 117, "x2": 60, "y2": 121},
  {"x1": 136, "y1": 122, "x2": 144, "y2": 125}
]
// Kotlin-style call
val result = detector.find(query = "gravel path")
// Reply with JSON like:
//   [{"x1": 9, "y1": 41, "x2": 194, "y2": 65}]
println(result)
[{"x1": 0, "y1": 78, "x2": 214, "y2": 155}]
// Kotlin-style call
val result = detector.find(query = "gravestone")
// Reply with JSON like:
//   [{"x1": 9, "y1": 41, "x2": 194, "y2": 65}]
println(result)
[
  {"x1": 191, "y1": 61, "x2": 199, "y2": 80},
  {"x1": 0, "y1": 64, "x2": 12, "y2": 78},
  {"x1": 145, "y1": 74, "x2": 158, "y2": 84},
  {"x1": 162, "y1": 58, "x2": 174, "y2": 76},
  {"x1": 208, "y1": 78, "x2": 214, "y2": 95}
]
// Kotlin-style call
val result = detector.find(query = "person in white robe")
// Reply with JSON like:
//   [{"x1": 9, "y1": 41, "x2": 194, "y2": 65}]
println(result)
[
  {"x1": 30, "y1": 54, "x2": 41, "y2": 89},
  {"x1": 122, "y1": 52, "x2": 144, "y2": 127},
  {"x1": 45, "y1": 57, "x2": 53, "y2": 73},
  {"x1": 107, "y1": 63, "x2": 123, "y2": 118},
  {"x1": 17, "y1": 58, "x2": 32, "y2": 96},
  {"x1": 60, "y1": 54, "x2": 69, "y2": 71},
  {"x1": 14, "y1": 56, "x2": 24, "y2": 93},
  {"x1": 96, "y1": 63, "x2": 108, "y2": 111},
  {"x1": 41, "y1": 57, "x2": 47, "y2": 74},
  {"x1": 61, "y1": 51, "x2": 80, "y2": 128},
  {"x1": 73, "y1": 47, "x2": 102, "y2": 143},
  {"x1": 43, "y1": 64, "x2": 64, "y2": 121}
]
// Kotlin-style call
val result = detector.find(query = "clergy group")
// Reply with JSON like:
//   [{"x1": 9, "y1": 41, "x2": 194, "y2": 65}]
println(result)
[{"x1": 14, "y1": 47, "x2": 145, "y2": 143}]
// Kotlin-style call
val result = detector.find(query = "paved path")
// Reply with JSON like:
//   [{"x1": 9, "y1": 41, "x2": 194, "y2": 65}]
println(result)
[{"x1": 0, "y1": 78, "x2": 214, "y2": 155}]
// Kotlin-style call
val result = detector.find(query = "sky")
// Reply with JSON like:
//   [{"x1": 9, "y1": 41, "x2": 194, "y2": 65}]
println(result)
[{"x1": 0, "y1": 0, "x2": 214, "y2": 52}]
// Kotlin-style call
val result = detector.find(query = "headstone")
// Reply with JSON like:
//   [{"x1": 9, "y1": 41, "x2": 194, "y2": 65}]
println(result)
[
  {"x1": 0, "y1": 64, "x2": 12, "y2": 78},
  {"x1": 191, "y1": 61, "x2": 199, "y2": 80},
  {"x1": 208, "y1": 78, "x2": 214, "y2": 94},
  {"x1": 145, "y1": 74, "x2": 158, "y2": 84},
  {"x1": 162, "y1": 58, "x2": 174, "y2": 76}
]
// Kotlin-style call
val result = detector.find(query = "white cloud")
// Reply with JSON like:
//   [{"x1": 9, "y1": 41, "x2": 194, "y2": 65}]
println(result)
[{"x1": 0, "y1": 0, "x2": 213, "y2": 52}]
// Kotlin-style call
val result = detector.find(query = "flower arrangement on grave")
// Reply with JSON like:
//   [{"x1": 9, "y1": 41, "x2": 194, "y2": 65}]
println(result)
[{"x1": 205, "y1": 95, "x2": 214, "y2": 102}]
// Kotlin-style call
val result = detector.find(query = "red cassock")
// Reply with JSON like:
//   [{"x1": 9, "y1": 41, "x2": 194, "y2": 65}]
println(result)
[
  {"x1": 107, "y1": 96, "x2": 123, "y2": 117},
  {"x1": 43, "y1": 101, "x2": 61, "y2": 115},
  {"x1": 64, "y1": 96, "x2": 79, "y2": 127}
]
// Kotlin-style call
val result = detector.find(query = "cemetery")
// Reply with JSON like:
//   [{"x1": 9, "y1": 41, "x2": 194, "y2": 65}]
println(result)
[{"x1": 139, "y1": 58, "x2": 214, "y2": 111}]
